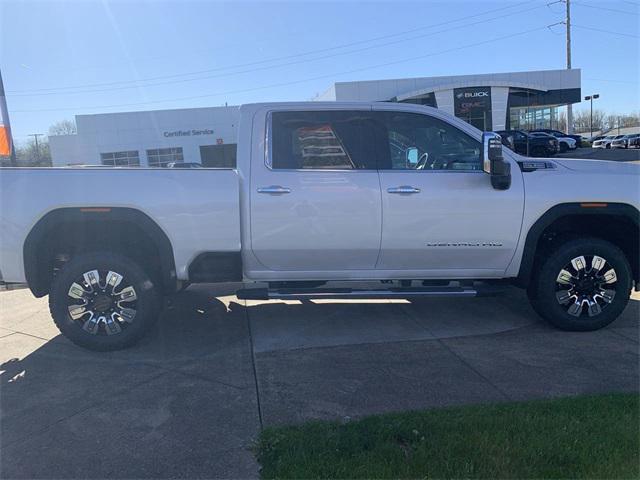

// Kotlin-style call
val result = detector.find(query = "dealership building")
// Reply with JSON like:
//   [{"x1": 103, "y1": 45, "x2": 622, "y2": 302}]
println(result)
[{"x1": 49, "y1": 68, "x2": 581, "y2": 167}]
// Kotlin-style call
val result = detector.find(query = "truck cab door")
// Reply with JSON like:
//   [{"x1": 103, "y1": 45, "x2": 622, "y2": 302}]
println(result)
[
  {"x1": 249, "y1": 108, "x2": 382, "y2": 272},
  {"x1": 373, "y1": 106, "x2": 524, "y2": 276}
]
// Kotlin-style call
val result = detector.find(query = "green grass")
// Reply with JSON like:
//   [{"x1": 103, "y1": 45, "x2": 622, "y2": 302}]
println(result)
[{"x1": 256, "y1": 394, "x2": 640, "y2": 479}]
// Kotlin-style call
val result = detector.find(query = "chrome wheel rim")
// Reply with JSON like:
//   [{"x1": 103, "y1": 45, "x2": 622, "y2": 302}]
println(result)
[
  {"x1": 555, "y1": 255, "x2": 617, "y2": 318},
  {"x1": 67, "y1": 270, "x2": 137, "y2": 335}
]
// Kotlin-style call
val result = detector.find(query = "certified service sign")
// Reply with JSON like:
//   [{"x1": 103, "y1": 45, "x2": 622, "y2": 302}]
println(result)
[{"x1": 163, "y1": 129, "x2": 214, "y2": 138}]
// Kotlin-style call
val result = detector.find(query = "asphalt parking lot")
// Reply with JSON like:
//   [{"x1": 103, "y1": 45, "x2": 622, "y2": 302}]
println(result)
[
  {"x1": 1, "y1": 284, "x2": 638, "y2": 478},
  {"x1": 556, "y1": 146, "x2": 640, "y2": 162}
]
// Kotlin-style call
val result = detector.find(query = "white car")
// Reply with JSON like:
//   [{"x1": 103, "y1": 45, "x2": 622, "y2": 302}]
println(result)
[
  {"x1": 529, "y1": 132, "x2": 576, "y2": 152},
  {"x1": 593, "y1": 135, "x2": 624, "y2": 149},
  {"x1": 1, "y1": 102, "x2": 638, "y2": 351}
]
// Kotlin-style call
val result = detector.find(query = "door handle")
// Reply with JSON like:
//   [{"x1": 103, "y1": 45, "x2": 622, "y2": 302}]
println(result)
[
  {"x1": 257, "y1": 185, "x2": 291, "y2": 194},
  {"x1": 387, "y1": 186, "x2": 421, "y2": 194}
]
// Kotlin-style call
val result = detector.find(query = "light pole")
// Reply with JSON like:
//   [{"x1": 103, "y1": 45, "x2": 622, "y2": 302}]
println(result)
[
  {"x1": 584, "y1": 94, "x2": 599, "y2": 138},
  {"x1": 566, "y1": 0, "x2": 573, "y2": 134}
]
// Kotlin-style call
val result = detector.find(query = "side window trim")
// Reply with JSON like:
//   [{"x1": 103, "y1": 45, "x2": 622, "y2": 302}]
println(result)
[{"x1": 265, "y1": 111, "x2": 273, "y2": 169}]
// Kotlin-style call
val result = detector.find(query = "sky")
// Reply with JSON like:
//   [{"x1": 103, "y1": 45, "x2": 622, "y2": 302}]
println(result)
[{"x1": 1, "y1": 0, "x2": 638, "y2": 144}]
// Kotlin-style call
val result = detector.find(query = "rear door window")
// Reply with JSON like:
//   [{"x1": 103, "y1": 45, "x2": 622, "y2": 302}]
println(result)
[{"x1": 270, "y1": 110, "x2": 378, "y2": 170}]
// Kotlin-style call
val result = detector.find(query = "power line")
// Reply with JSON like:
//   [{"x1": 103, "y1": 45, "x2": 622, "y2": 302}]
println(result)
[
  {"x1": 13, "y1": 25, "x2": 548, "y2": 113},
  {"x1": 573, "y1": 24, "x2": 640, "y2": 38},
  {"x1": 7, "y1": 1, "x2": 542, "y2": 95},
  {"x1": 13, "y1": 1, "x2": 537, "y2": 79},
  {"x1": 573, "y1": 1, "x2": 639, "y2": 15},
  {"x1": 8, "y1": 4, "x2": 548, "y2": 98},
  {"x1": 586, "y1": 77, "x2": 638, "y2": 84}
]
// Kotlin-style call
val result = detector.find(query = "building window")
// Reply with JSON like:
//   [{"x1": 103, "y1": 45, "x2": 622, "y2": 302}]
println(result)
[
  {"x1": 100, "y1": 151, "x2": 140, "y2": 167},
  {"x1": 147, "y1": 147, "x2": 184, "y2": 167},
  {"x1": 397, "y1": 92, "x2": 437, "y2": 108},
  {"x1": 509, "y1": 106, "x2": 559, "y2": 131}
]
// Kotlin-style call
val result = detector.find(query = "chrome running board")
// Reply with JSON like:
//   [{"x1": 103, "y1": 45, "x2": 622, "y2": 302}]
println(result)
[{"x1": 236, "y1": 285, "x2": 504, "y2": 301}]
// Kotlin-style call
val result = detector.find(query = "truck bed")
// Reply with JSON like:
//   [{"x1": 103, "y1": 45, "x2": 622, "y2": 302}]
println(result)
[{"x1": 0, "y1": 167, "x2": 241, "y2": 283}]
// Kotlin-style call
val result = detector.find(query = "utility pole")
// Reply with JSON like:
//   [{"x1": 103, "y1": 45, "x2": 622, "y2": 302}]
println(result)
[
  {"x1": 28, "y1": 133, "x2": 44, "y2": 164},
  {"x1": 584, "y1": 94, "x2": 599, "y2": 138},
  {"x1": 0, "y1": 68, "x2": 17, "y2": 166},
  {"x1": 565, "y1": 0, "x2": 574, "y2": 135}
]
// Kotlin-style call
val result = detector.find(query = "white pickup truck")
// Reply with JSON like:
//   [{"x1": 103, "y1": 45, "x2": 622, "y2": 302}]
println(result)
[{"x1": 1, "y1": 102, "x2": 638, "y2": 350}]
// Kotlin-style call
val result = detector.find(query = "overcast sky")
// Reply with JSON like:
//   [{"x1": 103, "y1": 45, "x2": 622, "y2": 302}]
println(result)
[{"x1": 1, "y1": 0, "x2": 638, "y2": 142}]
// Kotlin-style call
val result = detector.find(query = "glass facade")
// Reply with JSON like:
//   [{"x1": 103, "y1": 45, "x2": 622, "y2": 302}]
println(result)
[{"x1": 509, "y1": 106, "x2": 560, "y2": 131}]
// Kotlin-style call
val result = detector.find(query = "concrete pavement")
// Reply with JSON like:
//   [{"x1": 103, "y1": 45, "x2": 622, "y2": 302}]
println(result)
[{"x1": 1, "y1": 284, "x2": 638, "y2": 478}]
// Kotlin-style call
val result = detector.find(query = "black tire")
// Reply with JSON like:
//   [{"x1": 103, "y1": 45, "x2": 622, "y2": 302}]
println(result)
[
  {"x1": 530, "y1": 146, "x2": 546, "y2": 157},
  {"x1": 49, "y1": 252, "x2": 162, "y2": 351},
  {"x1": 527, "y1": 238, "x2": 632, "y2": 331},
  {"x1": 606, "y1": 143, "x2": 611, "y2": 149},
  {"x1": 559, "y1": 142, "x2": 568, "y2": 153}
]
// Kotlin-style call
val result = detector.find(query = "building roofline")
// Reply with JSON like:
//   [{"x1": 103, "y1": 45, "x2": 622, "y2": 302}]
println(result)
[{"x1": 331, "y1": 68, "x2": 581, "y2": 87}]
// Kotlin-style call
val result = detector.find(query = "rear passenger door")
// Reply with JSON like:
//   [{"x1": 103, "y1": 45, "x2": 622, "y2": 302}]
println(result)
[
  {"x1": 373, "y1": 107, "x2": 524, "y2": 275},
  {"x1": 249, "y1": 108, "x2": 383, "y2": 272}
]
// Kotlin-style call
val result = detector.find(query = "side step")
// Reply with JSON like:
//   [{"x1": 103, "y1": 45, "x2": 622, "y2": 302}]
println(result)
[{"x1": 236, "y1": 284, "x2": 504, "y2": 301}]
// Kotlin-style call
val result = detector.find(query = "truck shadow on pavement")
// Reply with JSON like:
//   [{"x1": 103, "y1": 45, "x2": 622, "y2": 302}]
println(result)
[{"x1": 0, "y1": 286, "x2": 638, "y2": 478}]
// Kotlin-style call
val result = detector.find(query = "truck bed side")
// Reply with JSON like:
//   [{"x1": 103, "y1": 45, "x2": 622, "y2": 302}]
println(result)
[{"x1": 0, "y1": 168, "x2": 240, "y2": 284}]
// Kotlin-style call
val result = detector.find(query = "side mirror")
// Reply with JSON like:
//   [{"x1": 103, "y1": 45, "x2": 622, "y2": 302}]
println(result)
[
  {"x1": 406, "y1": 147, "x2": 418, "y2": 166},
  {"x1": 482, "y1": 132, "x2": 511, "y2": 190}
]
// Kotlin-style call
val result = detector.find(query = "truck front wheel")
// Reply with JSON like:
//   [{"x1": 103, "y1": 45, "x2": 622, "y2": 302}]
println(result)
[
  {"x1": 527, "y1": 238, "x2": 632, "y2": 331},
  {"x1": 49, "y1": 252, "x2": 162, "y2": 351}
]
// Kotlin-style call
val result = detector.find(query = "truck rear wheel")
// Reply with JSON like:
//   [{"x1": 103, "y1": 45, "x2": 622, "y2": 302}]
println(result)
[
  {"x1": 528, "y1": 238, "x2": 632, "y2": 331},
  {"x1": 49, "y1": 252, "x2": 161, "y2": 351}
]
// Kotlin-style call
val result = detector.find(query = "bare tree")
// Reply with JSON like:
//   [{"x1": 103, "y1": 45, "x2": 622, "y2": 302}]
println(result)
[
  {"x1": 48, "y1": 119, "x2": 77, "y2": 136},
  {"x1": 558, "y1": 111, "x2": 567, "y2": 132},
  {"x1": 15, "y1": 138, "x2": 52, "y2": 167},
  {"x1": 572, "y1": 109, "x2": 605, "y2": 134}
]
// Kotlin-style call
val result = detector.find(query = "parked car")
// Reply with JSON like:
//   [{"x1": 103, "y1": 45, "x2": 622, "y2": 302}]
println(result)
[
  {"x1": 496, "y1": 129, "x2": 559, "y2": 157},
  {"x1": 529, "y1": 132, "x2": 576, "y2": 153},
  {"x1": 629, "y1": 134, "x2": 640, "y2": 148},
  {"x1": 611, "y1": 134, "x2": 640, "y2": 149},
  {"x1": 530, "y1": 129, "x2": 584, "y2": 147},
  {"x1": 593, "y1": 135, "x2": 624, "y2": 149},
  {"x1": 1, "y1": 102, "x2": 638, "y2": 351}
]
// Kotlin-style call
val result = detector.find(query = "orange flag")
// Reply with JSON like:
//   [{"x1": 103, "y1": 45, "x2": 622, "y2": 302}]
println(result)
[
  {"x1": 0, "y1": 72, "x2": 12, "y2": 157},
  {"x1": 0, "y1": 125, "x2": 10, "y2": 156}
]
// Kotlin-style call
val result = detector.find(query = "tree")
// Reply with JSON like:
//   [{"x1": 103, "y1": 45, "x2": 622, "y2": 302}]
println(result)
[
  {"x1": 572, "y1": 109, "x2": 605, "y2": 134},
  {"x1": 14, "y1": 137, "x2": 52, "y2": 167},
  {"x1": 48, "y1": 119, "x2": 77, "y2": 136},
  {"x1": 558, "y1": 111, "x2": 567, "y2": 132}
]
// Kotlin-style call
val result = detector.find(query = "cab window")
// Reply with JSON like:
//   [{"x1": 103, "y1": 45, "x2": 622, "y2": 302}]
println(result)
[
  {"x1": 270, "y1": 111, "x2": 378, "y2": 170},
  {"x1": 374, "y1": 111, "x2": 481, "y2": 171}
]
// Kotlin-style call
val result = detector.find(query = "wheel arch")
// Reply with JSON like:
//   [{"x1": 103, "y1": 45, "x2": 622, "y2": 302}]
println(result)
[
  {"x1": 24, "y1": 207, "x2": 178, "y2": 297},
  {"x1": 516, "y1": 202, "x2": 640, "y2": 289}
]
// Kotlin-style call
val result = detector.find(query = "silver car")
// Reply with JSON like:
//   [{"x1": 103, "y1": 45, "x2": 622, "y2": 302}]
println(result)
[
  {"x1": 612, "y1": 134, "x2": 639, "y2": 149},
  {"x1": 593, "y1": 135, "x2": 623, "y2": 149}
]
